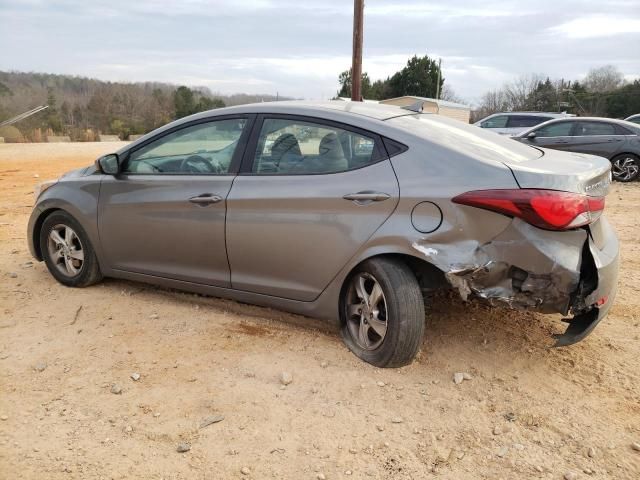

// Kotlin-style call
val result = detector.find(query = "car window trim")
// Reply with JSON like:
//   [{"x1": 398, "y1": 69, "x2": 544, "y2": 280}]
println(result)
[
  {"x1": 506, "y1": 115, "x2": 548, "y2": 128},
  {"x1": 572, "y1": 121, "x2": 619, "y2": 137},
  {"x1": 238, "y1": 113, "x2": 388, "y2": 176},
  {"x1": 533, "y1": 120, "x2": 575, "y2": 138},
  {"x1": 118, "y1": 114, "x2": 256, "y2": 176},
  {"x1": 481, "y1": 114, "x2": 508, "y2": 129}
]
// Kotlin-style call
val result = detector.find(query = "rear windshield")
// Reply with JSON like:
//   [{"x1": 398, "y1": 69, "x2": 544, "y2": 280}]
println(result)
[{"x1": 388, "y1": 114, "x2": 543, "y2": 164}]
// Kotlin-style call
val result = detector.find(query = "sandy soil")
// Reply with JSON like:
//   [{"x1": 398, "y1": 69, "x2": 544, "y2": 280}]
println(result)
[{"x1": 0, "y1": 143, "x2": 639, "y2": 480}]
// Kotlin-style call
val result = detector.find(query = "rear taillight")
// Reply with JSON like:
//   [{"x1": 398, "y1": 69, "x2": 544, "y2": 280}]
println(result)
[{"x1": 452, "y1": 189, "x2": 605, "y2": 231}]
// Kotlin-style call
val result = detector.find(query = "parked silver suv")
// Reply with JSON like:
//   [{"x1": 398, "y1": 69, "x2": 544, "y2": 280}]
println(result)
[{"x1": 475, "y1": 112, "x2": 575, "y2": 136}]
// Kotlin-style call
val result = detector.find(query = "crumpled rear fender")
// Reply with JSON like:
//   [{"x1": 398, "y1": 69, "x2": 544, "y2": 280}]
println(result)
[{"x1": 412, "y1": 218, "x2": 587, "y2": 315}]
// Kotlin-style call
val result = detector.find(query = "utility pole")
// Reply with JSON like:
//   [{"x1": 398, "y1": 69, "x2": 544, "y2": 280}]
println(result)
[
  {"x1": 351, "y1": 0, "x2": 364, "y2": 101},
  {"x1": 435, "y1": 58, "x2": 442, "y2": 100}
]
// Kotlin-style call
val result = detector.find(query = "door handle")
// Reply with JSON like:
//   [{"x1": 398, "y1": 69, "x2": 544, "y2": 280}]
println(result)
[
  {"x1": 343, "y1": 191, "x2": 391, "y2": 203},
  {"x1": 188, "y1": 194, "x2": 222, "y2": 206}
]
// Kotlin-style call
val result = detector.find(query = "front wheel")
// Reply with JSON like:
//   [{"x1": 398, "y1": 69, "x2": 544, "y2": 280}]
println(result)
[
  {"x1": 39, "y1": 210, "x2": 103, "y2": 287},
  {"x1": 611, "y1": 154, "x2": 640, "y2": 182},
  {"x1": 340, "y1": 258, "x2": 425, "y2": 368}
]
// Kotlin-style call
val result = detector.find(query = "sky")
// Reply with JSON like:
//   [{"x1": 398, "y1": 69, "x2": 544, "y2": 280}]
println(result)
[{"x1": 1, "y1": 0, "x2": 639, "y2": 105}]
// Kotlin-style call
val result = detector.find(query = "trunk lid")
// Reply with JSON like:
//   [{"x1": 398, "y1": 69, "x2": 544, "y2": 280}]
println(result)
[{"x1": 503, "y1": 148, "x2": 612, "y2": 197}]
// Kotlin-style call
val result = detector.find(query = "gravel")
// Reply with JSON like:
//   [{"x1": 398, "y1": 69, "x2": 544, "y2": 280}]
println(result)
[
  {"x1": 279, "y1": 371, "x2": 293, "y2": 385},
  {"x1": 34, "y1": 362, "x2": 47, "y2": 372},
  {"x1": 176, "y1": 442, "x2": 191, "y2": 453},
  {"x1": 199, "y1": 414, "x2": 225, "y2": 429}
]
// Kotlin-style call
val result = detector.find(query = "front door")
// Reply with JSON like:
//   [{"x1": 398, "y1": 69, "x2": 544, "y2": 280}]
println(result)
[
  {"x1": 524, "y1": 120, "x2": 576, "y2": 151},
  {"x1": 225, "y1": 116, "x2": 399, "y2": 301},
  {"x1": 98, "y1": 116, "x2": 250, "y2": 286}
]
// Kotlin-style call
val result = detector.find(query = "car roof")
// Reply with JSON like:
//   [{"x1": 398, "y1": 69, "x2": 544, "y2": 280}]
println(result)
[
  {"x1": 483, "y1": 112, "x2": 573, "y2": 118},
  {"x1": 205, "y1": 100, "x2": 410, "y2": 121},
  {"x1": 517, "y1": 116, "x2": 640, "y2": 136},
  {"x1": 533, "y1": 116, "x2": 638, "y2": 125}
]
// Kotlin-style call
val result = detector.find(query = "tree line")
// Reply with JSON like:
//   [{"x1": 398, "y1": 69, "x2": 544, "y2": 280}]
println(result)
[
  {"x1": 336, "y1": 54, "x2": 461, "y2": 103},
  {"x1": 473, "y1": 65, "x2": 639, "y2": 122},
  {"x1": 0, "y1": 71, "x2": 289, "y2": 142}
]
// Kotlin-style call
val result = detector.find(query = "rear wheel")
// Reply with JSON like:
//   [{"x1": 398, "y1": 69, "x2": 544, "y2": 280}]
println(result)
[
  {"x1": 39, "y1": 211, "x2": 103, "y2": 287},
  {"x1": 340, "y1": 258, "x2": 425, "y2": 367},
  {"x1": 611, "y1": 154, "x2": 639, "y2": 182}
]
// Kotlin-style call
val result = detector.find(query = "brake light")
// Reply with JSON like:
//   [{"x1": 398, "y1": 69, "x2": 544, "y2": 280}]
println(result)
[{"x1": 452, "y1": 189, "x2": 605, "y2": 231}]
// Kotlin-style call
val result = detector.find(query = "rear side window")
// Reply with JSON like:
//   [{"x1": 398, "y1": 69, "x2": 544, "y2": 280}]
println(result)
[
  {"x1": 574, "y1": 122, "x2": 616, "y2": 136},
  {"x1": 480, "y1": 115, "x2": 508, "y2": 128},
  {"x1": 507, "y1": 115, "x2": 551, "y2": 128},
  {"x1": 535, "y1": 121, "x2": 574, "y2": 137},
  {"x1": 251, "y1": 118, "x2": 381, "y2": 174}
]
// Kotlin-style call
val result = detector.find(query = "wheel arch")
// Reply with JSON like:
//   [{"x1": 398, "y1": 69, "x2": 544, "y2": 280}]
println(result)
[
  {"x1": 30, "y1": 207, "x2": 64, "y2": 260},
  {"x1": 610, "y1": 151, "x2": 639, "y2": 160},
  {"x1": 337, "y1": 251, "x2": 448, "y2": 326}
]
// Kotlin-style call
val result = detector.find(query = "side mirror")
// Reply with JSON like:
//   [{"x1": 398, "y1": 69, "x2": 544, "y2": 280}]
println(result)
[
  {"x1": 526, "y1": 131, "x2": 537, "y2": 140},
  {"x1": 96, "y1": 154, "x2": 120, "y2": 175}
]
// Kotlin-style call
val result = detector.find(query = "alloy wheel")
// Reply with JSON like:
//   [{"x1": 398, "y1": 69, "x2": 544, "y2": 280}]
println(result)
[
  {"x1": 612, "y1": 156, "x2": 639, "y2": 181},
  {"x1": 345, "y1": 272, "x2": 388, "y2": 350},
  {"x1": 47, "y1": 224, "x2": 84, "y2": 277}
]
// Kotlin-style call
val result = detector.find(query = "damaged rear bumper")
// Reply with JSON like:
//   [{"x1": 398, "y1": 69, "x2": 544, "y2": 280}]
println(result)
[
  {"x1": 554, "y1": 217, "x2": 619, "y2": 346},
  {"x1": 414, "y1": 217, "x2": 619, "y2": 346}
]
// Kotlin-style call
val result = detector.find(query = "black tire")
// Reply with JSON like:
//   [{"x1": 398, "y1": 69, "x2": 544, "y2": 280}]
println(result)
[
  {"x1": 340, "y1": 257, "x2": 425, "y2": 368},
  {"x1": 39, "y1": 210, "x2": 103, "y2": 287},
  {"x1": 611, "y1": 153, "x2": 640, "y2": 182}
]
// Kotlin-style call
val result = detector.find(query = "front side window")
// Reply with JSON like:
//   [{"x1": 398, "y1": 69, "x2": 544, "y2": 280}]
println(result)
[
  {"x1": 574, "y1": 122, "x2": 616, "y2": 136},
  {"x1": 125, "y1": 118, "x2": 246, "y2": 174},
  {"x1": 252, "y1": 118, "x2": 378, "y2": 174},
  {"x1": 534, "y1": 121, "x2": 574, "y2": 137},
  {"x1": 480, "y1": 115, "x2": 508, "y2": 128}
]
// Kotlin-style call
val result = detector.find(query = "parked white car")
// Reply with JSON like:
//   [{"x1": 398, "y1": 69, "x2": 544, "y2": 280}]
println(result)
[{"x1": 475, "y1": 112, "x2": 575, "y2": 136}]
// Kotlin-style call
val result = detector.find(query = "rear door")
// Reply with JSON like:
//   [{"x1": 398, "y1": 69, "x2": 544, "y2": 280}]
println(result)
[
  {"x1": 523, "y1": 120, "x2": 577, "y2": 151},
  {"x1": 98, "y1": 116, "x2": 251, "y2": 286},
  {"x1": 225, "y1": 115, "x2": 399, "y2": 301},
  {"x1": 570, "y1": 121, "x2": 626, "y2": 158}
]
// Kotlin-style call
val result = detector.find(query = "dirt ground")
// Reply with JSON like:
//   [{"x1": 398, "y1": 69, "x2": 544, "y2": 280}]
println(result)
[{"x1": 1, "y1": 142, "x2": 639, "y2": 480}]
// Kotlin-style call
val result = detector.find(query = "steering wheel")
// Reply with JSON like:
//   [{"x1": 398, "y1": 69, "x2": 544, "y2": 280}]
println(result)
[{"x1": 179, "y1": 155, "x2": 215, "y2": 173}]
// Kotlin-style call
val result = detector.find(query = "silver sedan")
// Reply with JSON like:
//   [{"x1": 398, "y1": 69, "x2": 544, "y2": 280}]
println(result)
[{"x1": 28, "y1": 101, "x2": 619, "y2": 367}]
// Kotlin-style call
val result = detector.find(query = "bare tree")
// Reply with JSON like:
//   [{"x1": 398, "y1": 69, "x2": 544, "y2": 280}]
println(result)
[
  {"x1": 504, "y1": 74, "x2": 544, "y2": 111},
  {"x1": 583, "y1": 65, "x2": 624, "y2": 93},
  {"x1": 472, "y1": 89, "x2": 508, "y2": 121},
  {"x1": 439, "y1": 84, "x2": 465, "y2": 104}
]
